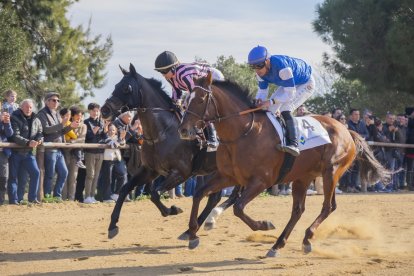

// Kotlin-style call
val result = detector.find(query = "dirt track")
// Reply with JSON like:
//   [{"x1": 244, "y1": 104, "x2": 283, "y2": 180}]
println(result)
[{"x1": 1, "y1": 193, "x2": 413, "y2": 275}]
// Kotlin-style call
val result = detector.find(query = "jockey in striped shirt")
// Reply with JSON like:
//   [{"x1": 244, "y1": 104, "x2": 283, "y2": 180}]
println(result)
[{"x1": 154, "y1": 51, "x2": 224, "y2": 152}]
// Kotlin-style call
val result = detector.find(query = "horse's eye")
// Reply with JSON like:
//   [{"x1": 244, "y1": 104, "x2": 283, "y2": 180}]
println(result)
[{"x1": 124, "y1": 84, "x2": 132, "y2": 94}]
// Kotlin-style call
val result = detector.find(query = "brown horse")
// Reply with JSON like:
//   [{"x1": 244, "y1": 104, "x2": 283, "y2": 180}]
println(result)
[{"x1": 178, "y1": 72, "x2": 388, "y2": 257}]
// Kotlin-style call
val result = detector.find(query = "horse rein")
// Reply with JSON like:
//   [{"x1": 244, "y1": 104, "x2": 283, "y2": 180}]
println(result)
[{"x1": 186, "y1": 85, "x2": 258, "y2": 144}]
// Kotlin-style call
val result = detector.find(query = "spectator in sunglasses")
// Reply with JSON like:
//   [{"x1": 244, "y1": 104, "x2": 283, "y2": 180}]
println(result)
[
  {"x1": 247, "y1": 45, "x2": 315, "y2": 156},
  {"x1": 154, "y1": 51, "x2": 224, "y2": 152},
  {"x1": 37, "y1": 92, "x2": 80, "y2": 201}
]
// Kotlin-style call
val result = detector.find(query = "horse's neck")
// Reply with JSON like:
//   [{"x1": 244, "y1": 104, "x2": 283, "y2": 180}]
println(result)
[
  {"x1": 139, "y1": 96, "x2": 179, "y2": 140},
  {"x1": 213, "y1": 89, "x2": 255, "y2": 142}
]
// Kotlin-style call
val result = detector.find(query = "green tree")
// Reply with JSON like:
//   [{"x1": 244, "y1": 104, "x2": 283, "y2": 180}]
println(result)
[
  {"x1": 0, "y1": 6, "x2": 29, "y2": 98},
  {"x1": 307, "y1": 79, "x2": 365, "y2": 115},
  {"x1": 313, "y1": 0, "x2": 414, "y2": 96},
  {"x1": 213, "y1": 55, "x2": 278, "y2": 97},
  {"x1": 0, "y1": 0, "x2": 113, "y2": 107}
]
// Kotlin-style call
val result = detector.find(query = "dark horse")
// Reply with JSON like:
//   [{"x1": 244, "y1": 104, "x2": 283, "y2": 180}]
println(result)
[
  {"x1": 101, "y1": 64, "x2": 236, "y2": 239},
  {"x1": 178, "y1": 72, "x2": 388, "y2": 256}
]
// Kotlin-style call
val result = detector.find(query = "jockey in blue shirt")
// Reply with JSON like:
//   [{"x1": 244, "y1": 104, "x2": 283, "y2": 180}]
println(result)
[{"x1": 247, "y1": 45, "x2": 316, "y2": 156}]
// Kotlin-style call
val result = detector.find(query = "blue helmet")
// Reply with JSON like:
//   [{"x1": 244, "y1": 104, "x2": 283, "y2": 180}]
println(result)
[{"x1": 247, "y1": 46, "x2": 269, "y2": 65}]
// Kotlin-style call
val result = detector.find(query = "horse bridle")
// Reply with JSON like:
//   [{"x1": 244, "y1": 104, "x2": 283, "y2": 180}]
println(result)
[
  {"x1": 185, "y1": 84, "x2": 256, "y2": 144},
  {"x1": 104, "y1": 85, "x2": 181, "y2": 145}
]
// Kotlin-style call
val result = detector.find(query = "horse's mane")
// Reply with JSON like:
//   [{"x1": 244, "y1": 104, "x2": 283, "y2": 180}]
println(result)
[
  {"x1": 145, "y1": 77, "x2": 176, "y2": 109},
  {"x1": 213, "y1": 80, "x2": 255, "y2": 108}
]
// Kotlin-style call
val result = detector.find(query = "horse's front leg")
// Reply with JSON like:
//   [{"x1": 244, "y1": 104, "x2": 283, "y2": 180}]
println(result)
[
  {"x1": 178, "y1": 189, "x2": 222, "y2": 241},
  {"x1": 108, "y1": 166, "x2": 156, "y2": 239},
  {"x1": 186, "y1": 172, "x2": 230, "y2": 249}
]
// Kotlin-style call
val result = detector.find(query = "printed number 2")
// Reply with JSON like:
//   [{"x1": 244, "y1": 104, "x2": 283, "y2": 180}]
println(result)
[{"x1": 302, "y1": 119, "x2": 315, "y2": 131}]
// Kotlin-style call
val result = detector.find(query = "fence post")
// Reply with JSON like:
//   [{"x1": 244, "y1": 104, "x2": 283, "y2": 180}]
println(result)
[{"x1": 36, "y1": 146, "x2": 45, "y2": 201}]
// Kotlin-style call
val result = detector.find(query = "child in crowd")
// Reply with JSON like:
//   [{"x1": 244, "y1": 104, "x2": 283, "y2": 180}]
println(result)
[
  {"x1": 2, "y1": 90, "x2": 19, "y2": 114},
  {"x1": 99, "y1": 123, "x2": 128, "y2": 203},
  {"x1": 59, "y1": 108, "x2": 86, "y2": 169}
]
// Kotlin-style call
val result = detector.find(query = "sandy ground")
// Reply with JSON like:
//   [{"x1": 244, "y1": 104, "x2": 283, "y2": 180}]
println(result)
[{"x1": 0, "y1": 193, "x2": 413, "y2": 276}]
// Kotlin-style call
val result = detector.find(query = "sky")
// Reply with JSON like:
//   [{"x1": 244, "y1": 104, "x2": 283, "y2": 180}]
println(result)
[{"x1": 67, "y1": 0, "x2": 331, "y2": 105}]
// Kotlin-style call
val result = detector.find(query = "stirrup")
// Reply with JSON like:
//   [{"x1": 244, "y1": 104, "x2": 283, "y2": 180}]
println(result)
[{"x1": 282, "y1": 145, "x2": 300, "y2": 157}]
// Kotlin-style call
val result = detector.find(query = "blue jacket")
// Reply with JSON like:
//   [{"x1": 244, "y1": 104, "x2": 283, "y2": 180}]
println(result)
[
  {"x1": 257, "y1": 55, "x2": 312, "y2": 90},
  {"x1": 0, "y1": 121, "x2": 13, "y2": 157}
]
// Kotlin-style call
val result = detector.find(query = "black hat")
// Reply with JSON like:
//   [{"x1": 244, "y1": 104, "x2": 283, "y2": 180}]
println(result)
[{"x1": 154, "y1": 51, "x2": 179, "y2": 71}]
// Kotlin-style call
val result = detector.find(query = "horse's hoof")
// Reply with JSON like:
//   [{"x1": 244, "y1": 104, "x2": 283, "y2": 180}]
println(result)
[
  {"x1": 302, "y1": 243, "x2": 312, "y2": 254},
  {"x1": 178, "y1": 231, "x2": 190, "y2": 241},
  {"x1": 204, "y1": 222, "x2": 215, "y2": 231},
  {"x1": 188, "y1": 238, "x2": 200, "y2": 249},
  {"x1": 264, "y1": 221, "x2": 276, "y2": 230},
  {"x1": 170, "y1": 205, "x2": 183, "y2": 215},
  {"x1": 266, "y1": 248, "x2": 279, "y2": 258},
  {"x1": 108, "y1": 226, "x2": 119, "y2": 239}
]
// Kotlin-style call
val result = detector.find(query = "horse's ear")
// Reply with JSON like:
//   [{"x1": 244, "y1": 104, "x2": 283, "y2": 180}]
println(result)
[
  {"x1": 119, "y1": 65, "x2": 128, "y2": 75},
  {"x1": 129, "y1": 63, "x2": 137, "y2": 75},
  {"x1": 206, "y1": 70, "x2": 213, "y2": 85}
]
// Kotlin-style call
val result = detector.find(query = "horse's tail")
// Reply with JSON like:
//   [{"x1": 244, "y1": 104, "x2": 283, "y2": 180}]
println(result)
[{"x1": 349, "y1": 130, "x2": 391, "y2": 185}]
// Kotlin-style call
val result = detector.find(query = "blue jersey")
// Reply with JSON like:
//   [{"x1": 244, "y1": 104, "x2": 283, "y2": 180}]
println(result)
[{"x1": 257, "y1": 55, "x2": 312, "y2": 90}]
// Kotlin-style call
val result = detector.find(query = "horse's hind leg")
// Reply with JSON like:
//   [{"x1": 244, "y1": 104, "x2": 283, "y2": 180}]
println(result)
[
  {"x1": 302, "y1": 165, "x2": 338, "y2": 253},
  {"x1": 267, "y1": 179, "x2": 309, "y2": 257},
  {"x1": 233, "y1": 181, "x2": 276, "y2": 231},
  {"x1": 108, "y1": 166, "x2": 156, "y2": 239}
]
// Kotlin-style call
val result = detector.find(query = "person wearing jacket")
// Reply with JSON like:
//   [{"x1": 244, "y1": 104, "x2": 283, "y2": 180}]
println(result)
[
  {"x1": 37, "y1": 92, "x2": 79, "y2": 201},
  {"x1": 83, "y1": 103, "x2": 108, "y2": 203},
  {"x1": 8, "y1": 99, "x2": 42, "y2": 204}
]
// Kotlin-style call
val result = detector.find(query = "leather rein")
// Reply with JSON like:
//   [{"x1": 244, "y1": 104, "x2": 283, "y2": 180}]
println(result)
[{"x1": 184, "y1": 85, "x2": 262, "y2": 144}]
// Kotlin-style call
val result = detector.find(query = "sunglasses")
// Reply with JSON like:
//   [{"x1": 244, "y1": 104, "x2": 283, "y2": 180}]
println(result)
[
  {"x1": 156, "y1": 69, "x2": 170, "y2": 75},
  {"x1": 49, "y1": 98, "x2": 60, "y2": 103},
  {"x1": 249, "y1": 62, "x2": 266, "y2": 70}
]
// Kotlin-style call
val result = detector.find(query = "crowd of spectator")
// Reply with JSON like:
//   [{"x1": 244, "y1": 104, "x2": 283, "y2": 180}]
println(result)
[
  {"x1": 312, "y1": 105, "x2": 414, "y2": 193},
  {"x1": 0, "y1": 89, "x2": 413, "y2": 205}
]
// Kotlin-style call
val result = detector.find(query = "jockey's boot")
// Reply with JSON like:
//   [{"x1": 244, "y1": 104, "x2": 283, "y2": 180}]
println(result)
[
  {"x1": 206, "y1": 123, "x2": 219, "y2": 152},
  {"x1": 281, "y1": 111, "x2": 300, "y2": 157}
]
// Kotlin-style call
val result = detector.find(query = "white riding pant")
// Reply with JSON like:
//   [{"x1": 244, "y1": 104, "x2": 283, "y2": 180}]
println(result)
[{"x1": 269, "y1": 75, "x2": 315, "y2": 113}]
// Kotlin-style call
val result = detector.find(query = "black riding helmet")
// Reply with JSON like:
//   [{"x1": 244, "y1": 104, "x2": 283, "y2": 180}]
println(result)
[{"x1": 154, "y1": 51, "x2": 179, "y2": 73}]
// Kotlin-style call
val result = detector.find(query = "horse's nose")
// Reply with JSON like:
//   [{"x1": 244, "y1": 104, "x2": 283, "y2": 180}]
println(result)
[{"x1": 178, "y1": 127, "x2": 189, "y2": 140}]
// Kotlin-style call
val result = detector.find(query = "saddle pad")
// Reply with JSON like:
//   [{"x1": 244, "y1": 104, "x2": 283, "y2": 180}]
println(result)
[{"x1": 266, "y1": 112, "x2": 331, "y2": 151}]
